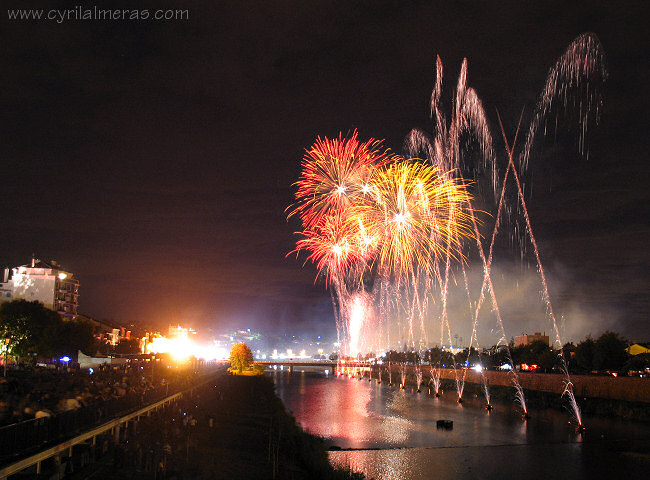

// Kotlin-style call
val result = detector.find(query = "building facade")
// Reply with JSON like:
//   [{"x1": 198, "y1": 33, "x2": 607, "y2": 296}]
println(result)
[
  {"x1": 514, "y1": 332, "x2": 550, "y2": 348},
  {"x1": 0, "y1": 258, "x2": 80, "y2": 319}
]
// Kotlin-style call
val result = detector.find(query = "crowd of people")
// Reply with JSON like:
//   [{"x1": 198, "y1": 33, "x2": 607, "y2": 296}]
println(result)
[
  {"x1": 1, "y1": 367, "x2": 363, "y2": 479},
  {"x1": 0, "y1": 361, "x2": 189, "y2": 428},
  {"x1": 107, "y1": 390, "x2": 211, "y2": 479}
]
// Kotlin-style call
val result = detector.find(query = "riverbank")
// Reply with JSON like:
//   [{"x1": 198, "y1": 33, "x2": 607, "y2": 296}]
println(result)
[
  {"x1": 76, "y1": 373, "x2": 365, "y2": 480},
  {"x1": 188, "y1": 374, "x2": 365, "y2": 479}
]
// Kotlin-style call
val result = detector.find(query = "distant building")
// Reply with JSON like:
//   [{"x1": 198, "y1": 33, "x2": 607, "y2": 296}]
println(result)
[
  {"x1": 0, "y1": 257, "x2": 80, "y2": 319},
  {"x1": 169, "y1": 325, "x2": 192, "y2": 340},
  {"x1": 514, "y1": 332, "x2": 549, "y2": 348},
  {"x1": 76, "y1": 314, "x2": 127, "y2": 347}
]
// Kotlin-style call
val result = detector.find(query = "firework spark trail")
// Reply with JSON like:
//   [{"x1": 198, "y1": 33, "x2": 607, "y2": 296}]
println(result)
[
  {"x1": 465, "y1": 189, "x2": 530, "y2": 411},
  {"x1": 406, "y1": 280, "x2": 416, "y2": 348},
  {"x1": 444, "y1": 106, "x2": 532, "y2": 414},
  {"x1": 330, "y1": 275, "x2": 348, "y2": 369},
  {"x1": 428, "y1": 254, "x2": 447, "y2": 347},
  {"x1": 520, "y1": 33, "x2": 606, "y2": 172},
  {"x1": 407, "y1": 53, "x2": 530, "y2": 412},
  {"x1": 428, "y1": 260, "x2": 445, "y2": 391},
  {"x1": 467, "y1": 195, "x2": 529, "y2": 410},
  {"x1": 405, "y1": 272, "x2": 431, "y2": 351},
  {"x1": 428, "y1": 77, "x2": 527, "y2": 406},
  {"x1": 392, "y1": 276, "x2": 406, "y2": 351},
  {"x1": 463, "y1": 109, "x2": 529, "y2": 413},
  {"x1": 441, "y1": 208, "x2": 462, "y2": 400},
  {"x1": 512, "y1": 33, "x2": 605, "y2": 426},
  {"x1": 428, "y1": 365, "x2": 441, "y2": 395},
  {"x1": 409, "y1": 54, "x2": 498, "y2": 402},
  {"x1": 458, "y1": 259, "x2": 477, "y2": 399},
  {"x1": 347, "y1": 294, "x2": 365, "y2": 358},
  {"x1": 431, "y1": 131, "x2": 459, "y2": 398},
  {"x1": 452, "y1": 180, "x2": 487, "y2": 400},
  {"x1": 415, "y1": 273, "x2": 432, "y2": 349},
  {"x1": 379, "y1": 279, "x2": 390, "y2": 352},
  {"x1": 481, "y1": 371, "x2": 492, "y2": 407},
  {"x1": 500, "y1": 113, "x2": 581, "y2": 425}
]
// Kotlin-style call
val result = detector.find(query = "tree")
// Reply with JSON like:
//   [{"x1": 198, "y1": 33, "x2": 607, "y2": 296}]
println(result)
[
  {"x1": 0, "y1": 300, "x2": 98, "y2": 362},
  {"x1": 562, "y1": 343, "x2": 576, "y2": 371},
  {"x1": 0, "y1": 300, "x2": 62, "y2": 361},
  {"x1": 229, "y1": 342, "x2": 254, "y2": 372},
  {"x1": 424, "y1": 347, "x2": 442, "y2": 364},
  {"x1": 575, "y1": 336, "x2": 595, "y2": 372},
  {"x1": 512, "y1": 340, "x2": 555, "y2": 370},
  {"x1": 53, "y1": 318, "x2": 95, "y2": 358},
  {"x1": 594, "y1": 331, "x2": 628, "y2": 373},
  {"x1": 483, "y1": 345, "x2": 511, "y2": 370},
  {"x1": 538, "y1": 349, "x2": 559, "y2": 373},
  {"x1": 625, "y1": 353, "x2": 650, "y2": 374}
]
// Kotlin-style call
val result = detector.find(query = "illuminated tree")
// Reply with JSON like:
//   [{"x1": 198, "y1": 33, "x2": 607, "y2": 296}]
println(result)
[{"x1": 229, "y1": 342, "x2": 254, "y2": 372}]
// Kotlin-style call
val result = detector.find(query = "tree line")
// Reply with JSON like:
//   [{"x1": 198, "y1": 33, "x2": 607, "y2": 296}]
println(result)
[{"x1": 377, "y1": 330, "x2": 646, "y2": 375}]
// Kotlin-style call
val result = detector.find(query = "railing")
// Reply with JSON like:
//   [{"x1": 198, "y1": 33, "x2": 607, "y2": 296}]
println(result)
[
  {"x1": 0, "y1": 370, "x2": 222, "y2": 478},
  {"x1": 1, "y1": 383, "x2": 183, "y2": 467}
]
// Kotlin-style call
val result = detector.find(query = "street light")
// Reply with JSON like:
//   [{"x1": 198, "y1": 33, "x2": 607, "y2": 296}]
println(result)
[{"x1": 60, "y1": 356, "x2": 71, "y2": 372}]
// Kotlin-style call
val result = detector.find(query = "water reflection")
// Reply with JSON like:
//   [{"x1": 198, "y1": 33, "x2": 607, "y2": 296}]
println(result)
[
  {"x1": 272, "y1": 370, "x2": 649, "y2": 479},
  {"x1": 330, "y1": 444, "x2": 590, "y2": 480}
]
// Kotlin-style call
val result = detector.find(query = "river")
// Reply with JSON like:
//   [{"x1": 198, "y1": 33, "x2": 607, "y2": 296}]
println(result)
[{"x1": 270, "y1": 368, "x2": 650, "y2": 480}]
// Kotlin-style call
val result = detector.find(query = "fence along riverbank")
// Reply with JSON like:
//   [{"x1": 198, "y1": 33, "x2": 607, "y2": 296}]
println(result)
[{"x1": 0, "y1": 370, "x2": 220, "y2": 479}]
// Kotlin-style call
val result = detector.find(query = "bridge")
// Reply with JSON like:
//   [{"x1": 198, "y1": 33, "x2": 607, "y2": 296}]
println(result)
[
  {"x1": 255, "y1": 360, "x2": 337, "y2": 373},
  {"x1": 255, "y1": 360, "x2": 377, "y2": 373},
  {"x1": 256, "y1": 360, "x2": 336, "y2": 367}
]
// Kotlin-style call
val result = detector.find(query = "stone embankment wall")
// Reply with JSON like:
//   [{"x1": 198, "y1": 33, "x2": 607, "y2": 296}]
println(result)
[
  {"x1": 382, "y1": 365, "x2": 650, "y2": 403},
  {"x1": 473, "y1": 370, "x2": 649, "y2": 403}
]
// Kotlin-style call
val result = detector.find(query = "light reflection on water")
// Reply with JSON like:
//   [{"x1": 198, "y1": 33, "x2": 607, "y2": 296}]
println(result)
[
  {"x1": 271, "y1": 370, "x2": 650, "y2": 480},
  {"x1": 330, "y1": 443, "x2": 589, "y2": 480}
]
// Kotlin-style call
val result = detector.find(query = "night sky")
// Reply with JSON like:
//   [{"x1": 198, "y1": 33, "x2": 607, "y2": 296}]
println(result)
[{"x1": 1, "y1": 1, "x2": 648, "y2": 344}]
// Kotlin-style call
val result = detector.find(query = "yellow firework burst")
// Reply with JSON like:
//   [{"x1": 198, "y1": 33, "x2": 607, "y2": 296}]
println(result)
[{"x1": 357, "y1": 160, "x2": 473, "y2": 277}]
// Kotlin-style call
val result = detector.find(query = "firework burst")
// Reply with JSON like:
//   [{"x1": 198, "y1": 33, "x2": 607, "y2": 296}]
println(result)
[
  {"x1": 359, "y1": 161, "x2": 473, "y2": 277},
  {"x1": 293, "y1": 212, "x2": 373, "y2": 285},
  {"x1": 289, "y1": 132, "x2": 474, "y2": 284},
  {"x1": 289, "y1": 130, "x2": 397, "y2": 230}
]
